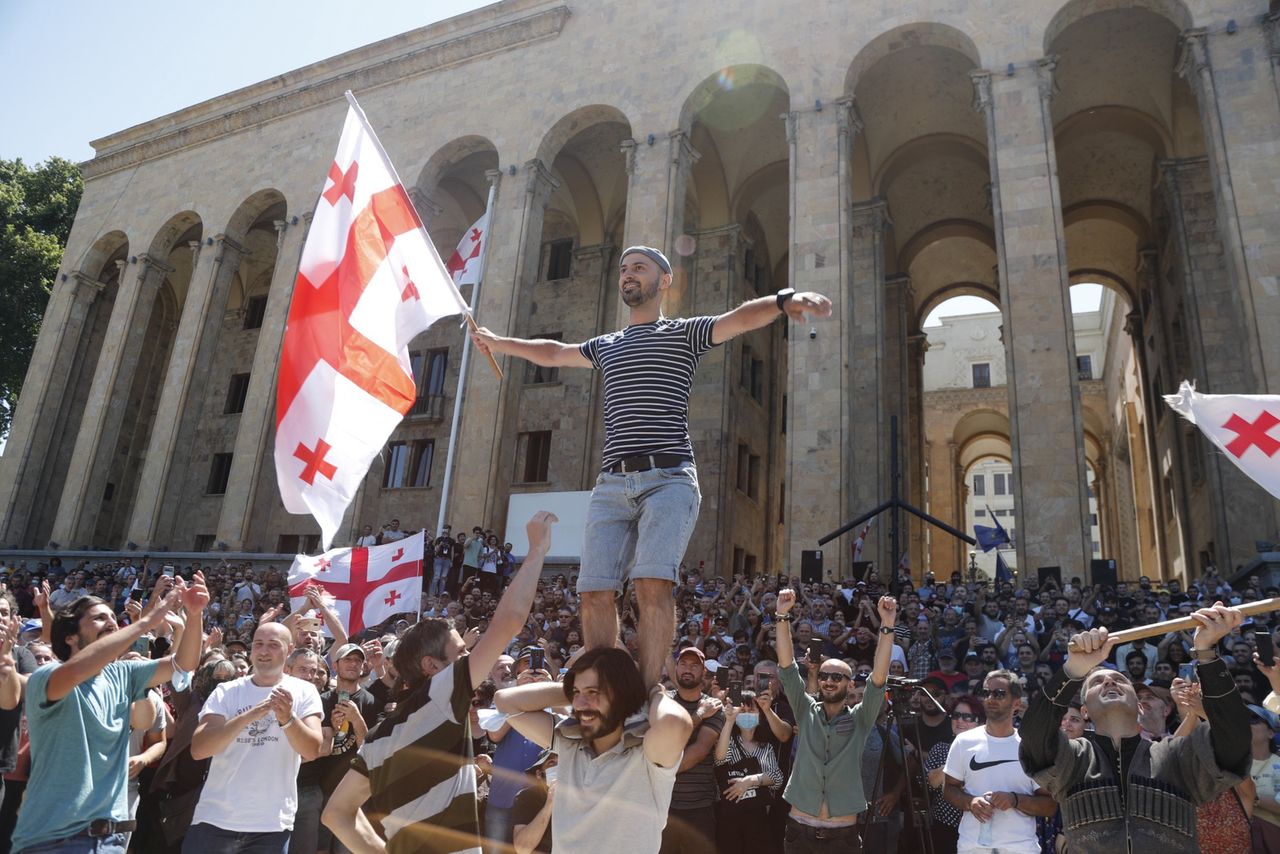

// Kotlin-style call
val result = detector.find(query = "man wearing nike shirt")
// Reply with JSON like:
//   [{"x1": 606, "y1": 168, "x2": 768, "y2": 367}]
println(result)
[{"x1": 943, "y1": 670, "x2": 1055, "y2": 854}]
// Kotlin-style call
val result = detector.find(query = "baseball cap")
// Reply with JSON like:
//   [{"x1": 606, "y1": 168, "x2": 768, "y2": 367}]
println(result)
[
  {"x1": 937, "y1": 649, "x2": 957, "y2": 660},
  {"x1": 333, "y1": 643, "x2": 366, "y2": 661},
  {"x1": 676, "y1": 646, "x2": 705, "y2": 662},
  {"x1": 1248, "y1": 704, "x2": 1280, "y2": 730}
]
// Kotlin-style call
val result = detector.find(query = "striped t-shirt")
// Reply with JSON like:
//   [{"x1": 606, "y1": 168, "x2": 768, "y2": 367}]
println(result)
[
  {"x1": 351, "y1": 662, "x2": 478, "y2": 854},
  {"x1": 578, "y1": 315, "x2": 721, "y2": 469}
]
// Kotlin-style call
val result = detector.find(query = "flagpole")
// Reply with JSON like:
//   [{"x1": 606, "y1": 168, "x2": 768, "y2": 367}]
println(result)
[{"x1": 436, "y1": 180, "x2": 498, "y2": 536}]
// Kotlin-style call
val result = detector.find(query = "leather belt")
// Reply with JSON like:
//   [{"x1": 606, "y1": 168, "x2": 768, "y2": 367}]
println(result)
[
  {"x1": 786, "y1": 817, "x2": 860, "y2": 838},
  {"x1": 88, "y1": 819, "x2": 136, "y2": 837},
  {"x1": 604, "y1": 454, "x2": 690, "y2": 474}
]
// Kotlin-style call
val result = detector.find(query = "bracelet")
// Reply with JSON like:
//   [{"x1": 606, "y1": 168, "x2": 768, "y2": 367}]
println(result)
[
  {"x1": 1013, "y1": 792, "x2": 1020, "y2": 810},
  {"x1": 776, "y1": 614, "x2": 793, "y2": 623},
  {"x1": 278, "y1": 715, "x2": 296, "y2": 729},
  {"x1": 879, "y1": 626, "x2": 896, "y2": 635}
]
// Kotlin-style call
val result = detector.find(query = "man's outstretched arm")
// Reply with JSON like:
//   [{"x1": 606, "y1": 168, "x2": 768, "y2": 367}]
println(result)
[
  {"x1": 470, "y1": 327, "x2": 591, "y2": 368},
  {"x1": 711, "y1": 292, "x2": 831, "y2": 345}
]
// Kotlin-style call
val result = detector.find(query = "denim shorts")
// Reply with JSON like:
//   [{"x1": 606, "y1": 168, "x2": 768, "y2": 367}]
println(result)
[{"x1": 577, "y1": 462, "x2": 701, "y2": 593}]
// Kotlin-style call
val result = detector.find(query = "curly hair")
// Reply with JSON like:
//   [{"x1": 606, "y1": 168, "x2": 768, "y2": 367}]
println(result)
[{"x1": 50, "y1": 596, "x2": 109, "y2": 662}]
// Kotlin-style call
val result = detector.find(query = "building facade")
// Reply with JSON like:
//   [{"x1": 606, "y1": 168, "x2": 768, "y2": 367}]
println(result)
[{"x1": 3, "y1": 0, "x2": 1280, "y2": 584}]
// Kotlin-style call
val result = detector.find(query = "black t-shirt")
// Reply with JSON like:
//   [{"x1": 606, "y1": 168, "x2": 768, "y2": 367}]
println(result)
[
  {"x1": 315, "y1": 686, "x2": 382, "y2": 794},
  {"x1": 510, "y1": 784, "x2": 552, "y2": 854},
  {"x1": 434, "y1": 537, "x2": 455, "y2": 559},
  {"x1": 906, "y1": 714, "x2": 953, "y2": 756},
  {"x1": 0, "y1": 646, "x2": 36, "y2": 772}
]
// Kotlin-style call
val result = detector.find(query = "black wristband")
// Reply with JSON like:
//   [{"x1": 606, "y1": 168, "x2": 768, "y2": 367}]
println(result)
[
  {"x1": 775, "y1": 288, "x2": 796, "y2": 311},
  {"x1": 776, "y1": 614, "x2": 793, "y2": 623}
]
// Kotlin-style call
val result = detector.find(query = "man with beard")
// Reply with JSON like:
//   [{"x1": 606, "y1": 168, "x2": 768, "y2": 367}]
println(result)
[
  {"x1": 471, "y1": 247, "x2": 831, "y2": 687},
  {"x1": 774, "y1": 588, "x2": 895, "y2": 853},
  {"x1": 322, "y1": 512, "x2": 557, "y2": 854},
  {"x1": 662, "y1": 647, "x2": 726, "y2": 854},
  {"x1": 942, "y1": 670, "x2": 1054, "y2": 854},
  {"x1": 494, "y1": 646, "x2": 694, "y2": 854},
  {"x1": 1018, "y1": 603, "x2": 1251, "y2": 854}
]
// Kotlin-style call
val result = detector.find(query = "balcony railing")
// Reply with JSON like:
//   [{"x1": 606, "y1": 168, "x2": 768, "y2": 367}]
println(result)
[{"x1": 409, "y1": 393, "x2": 446, "y2": 420}]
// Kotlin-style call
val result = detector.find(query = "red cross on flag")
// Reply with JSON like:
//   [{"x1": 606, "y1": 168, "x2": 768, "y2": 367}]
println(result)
[
  {"x1": 287, "y1": 532, "x2": 425, "y2": 635},
  {"x1": 275, "y1": 93, "x2": 469, "y2": 547},
  {"x1": 446, "y1": 210, "x2": 490, "y2": 286},
  {"x1": 1165, "y1": 380, "x2": 1280, "y2": 500}
]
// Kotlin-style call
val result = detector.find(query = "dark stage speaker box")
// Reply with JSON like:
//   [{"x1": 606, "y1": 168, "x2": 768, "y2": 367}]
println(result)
[
  {"x1": 1091, "y1": 559, "x2": 1117, "y2": 588},
  {"x1": 801, "y1": 549, "x2": 824, "y2": 584},
  {"x1": 1037, "y1": 566, "x2": 1062, "y2": 588},
  {"x1": 852, "y1": 561, "x2": 873, "y2": 583}
]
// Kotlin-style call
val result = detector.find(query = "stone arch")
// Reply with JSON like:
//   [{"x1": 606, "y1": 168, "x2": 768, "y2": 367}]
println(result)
[
  {"x1": 916, "y1": 283, "x2": 1002, "y2": 331},
  {"x1": 145, "y1": 210, "x2": 203, "y2": 260},
  {"x1": 534, "y1": 105, "x2": 633, "y2": 168},
  {"x1": 416, "y1": 135, "x2": 499, "y2": 198},
  {"x1": 80, "y1": 230, "x2": 130, "y2": 282},
  {"x1": 872, "y1": 134, "x2": 989, "y2": 199},
  {"x1": 224, "y1": 188, "x2": 288, "y2": 244},
  {"x1": 899, "y1": 219, "x2": 997, "y2": 277},
  {"x1": 844, "y1": 22, "x2": 983, "y2": 95},
  {"x1": 1042, "y1": 0, "x2": 1193, "y2": 54},
  {"x1": 677, "y1": 64, "x2": 790, "y2": 135}
]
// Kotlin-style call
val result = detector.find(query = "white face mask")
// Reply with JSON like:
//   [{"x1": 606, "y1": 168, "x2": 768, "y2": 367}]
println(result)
[{"x1": 543, "y1": 765, "x2": 557, "y2": 786}]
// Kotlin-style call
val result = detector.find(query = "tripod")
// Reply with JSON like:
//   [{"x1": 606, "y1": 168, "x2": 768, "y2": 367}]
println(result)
[
  {"x1": 820, "y1": 416, "x2": 976, "y2": 590},
  {"x1": 865, "y1": 678, "x2": 944, "y2": 854}
]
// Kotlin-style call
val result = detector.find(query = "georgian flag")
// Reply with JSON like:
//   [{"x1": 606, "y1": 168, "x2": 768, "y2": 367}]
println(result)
[
  {"x1": 446, "y1": 210, "x2": 489, "y2": 286},
  {"x1": 275, "y1": 93, "x2": 469, "y2": 548},
  {"x1": 288, "y1": 532, "x2": 425, "y2": 635},
  {"x1": 1165, "y1": 380, "x2": 1280, "y2": 500}
]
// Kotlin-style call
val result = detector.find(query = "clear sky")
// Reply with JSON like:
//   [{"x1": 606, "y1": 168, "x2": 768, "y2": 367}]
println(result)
[{"x1": 0, "y1": 0, "x2": 497, "y2": 165}]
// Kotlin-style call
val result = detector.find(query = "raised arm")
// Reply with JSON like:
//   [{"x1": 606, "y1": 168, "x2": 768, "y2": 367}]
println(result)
[
  {"x1": 711, "y1": 292, "x2": 832, "y2": 345},
  {"x1": 494, "y1": 680, "x2": 566, "y2": 749},
  {"x1": 470, "y1": 327, "x2": 591, "y2": 369},
  {"x1": 642, "y1": 685, "x2": 695, "y2": 769},
  {"x1": 867, "y1": 596, "x2": 898, "y2": 688}
]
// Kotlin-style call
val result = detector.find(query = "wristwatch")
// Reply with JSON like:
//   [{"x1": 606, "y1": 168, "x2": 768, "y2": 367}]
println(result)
[
  {"x1": 775, "y1": 288, "x2": 796, "y2": 311},
  {"x1": 879, "y1": 626, "x2": 896, "y2": 635},
  {"x1": 776, "y1": 614, "x2": 793, "y2": 623}
]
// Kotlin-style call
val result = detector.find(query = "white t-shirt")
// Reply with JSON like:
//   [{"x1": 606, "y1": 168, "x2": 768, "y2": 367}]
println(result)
[
  {"x1": 191, "y1": 674, "x2": 323, "y2": 832},
  {"x1": 943, "y1": 726, "x2": 1040, "y2": 854}
]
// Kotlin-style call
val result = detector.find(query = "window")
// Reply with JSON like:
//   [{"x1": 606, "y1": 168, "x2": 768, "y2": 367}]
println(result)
[
  {"x1": 781, "y1": 394, "x2": 787, "y2": 434},
  {"x1": 244, "y1": 295, "x2": 268, "y2": 330},
  {"x1": 302, "y1": 534, "x2": 321, "y2": 554},
  {"x1": 409, "y1": 349, "x2": 449, "y2": 418},
  {"x1": 972, "y1": 475, "x2": 986, "y2": 496},
  {"x1": 994, "y1": 509, "x2": 1010, "y2": 518},
  {"x1": 1089, "y1": 513, "x2": 1098, "y2": 527},
  {"x1": 748, "y1": 454, "x2": 761, "y2": 500},
  {"x1": 207, "y1": 453, "x2": 232, "y2": 495},
  {"x1": 410, "y1": 439, "x2": 435, "y2": 487},
  {"x1": 974, "y1": 509, "x2": 987, "y2": 518},
  {"x1": 383, "y1": 442, "x2": 409, "y2": 489},
  {"x1": 779, "y1": 482, "x2": 785, "y2": 524},
  {"x1": 994, "y1": 473, "x2": 1007, "y2": 495},
  {"x1": 1092, "y1": 542, "x2": 1102, "y2": 557},
  {"x1": 526, "y1": 334, "x2": 562, "y2": 385},
  {"x1": 518, "y1": 431, "x2": 552, "y2": 482},
  {"x1": 740, "y1": 346, "x2": 752, "y2": 390},
  {"x1": 424, "y1": 349, "x2": 448, "y2": 396},
  {"x1": 744, "y1": 554, "x2": 758, "y2": 577},
  {"x1": 737, "y1": 444, "x2": 750, "y2": 493},
  {"x1": 1077, "y1": 355, "x2": 1093, "y2": 381},
  {"x1": 224, "y1": 373, "x2": 250, "y2": 415},
  {"x1": 750, "y1": 357, "x2": 764, "y2": 403},
  {"x1": 733, "y1": 547, "x2": 745, "y2": 577},
  {"x1": 193, "y1": 534, "x2": 215, "y2": 552},
  {"x1": 276, "y1": 534, "x2": 300, "y2": 554},
  {"x1": 972, "y1": 363, "x2": 991, "y2": 388},
  {"x1": 545, "y1": 239, "x2": 573, "y2": 280},
  {"x1": 1007, "y1": 528, "x2": 1016, "y2": 545}
]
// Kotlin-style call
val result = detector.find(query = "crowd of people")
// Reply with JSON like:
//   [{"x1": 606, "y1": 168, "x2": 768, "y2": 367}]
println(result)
[{"x1": 0, "y1": 535, "x2": 1278, "y2": 853}]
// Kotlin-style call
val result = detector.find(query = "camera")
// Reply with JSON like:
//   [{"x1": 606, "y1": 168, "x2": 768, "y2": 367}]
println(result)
[{"x1": 809, "y1": 327, "x2": 817, "y2": 340}]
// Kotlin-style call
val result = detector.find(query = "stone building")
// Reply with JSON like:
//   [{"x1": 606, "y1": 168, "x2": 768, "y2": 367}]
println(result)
[{"x1": 2, "y1": 0, "x2": 1279, "y2": 585}]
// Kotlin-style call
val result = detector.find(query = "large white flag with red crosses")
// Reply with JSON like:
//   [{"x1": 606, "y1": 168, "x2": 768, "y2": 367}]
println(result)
[
  {"x1": 446, "y1": 210, "x2": 489, "y2": 286},
  {"x1": 287, "y1": 532, "x2": 425, "y2": 635},
  {"x1": 276, "y1": 93, "x2": 468, "y2": 548},
  {"x1": 1165, "y1": 380, "x2": 1280, "y2": 500}
]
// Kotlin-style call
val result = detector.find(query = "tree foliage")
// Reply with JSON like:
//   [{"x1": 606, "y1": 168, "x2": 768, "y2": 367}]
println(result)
[{"x1": 0, "y1": 157, "x2": 83, "y2": 438}]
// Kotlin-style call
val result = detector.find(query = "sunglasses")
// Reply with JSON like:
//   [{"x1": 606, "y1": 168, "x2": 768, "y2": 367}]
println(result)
[
  {"x1": 976, "y1": 688, "x2": 1010, "y2": 700},
  {"x1": 817, "y1": 672, "x2": 849, "y2": 682},
  {"x1": 951, "y1": 712, "x2": 981, "y2": 722}
]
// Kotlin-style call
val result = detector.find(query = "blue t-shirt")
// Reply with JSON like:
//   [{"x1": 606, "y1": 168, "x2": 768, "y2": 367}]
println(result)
[
  {"x1": 12, "y1": 658, "x2": 158, "y2": 851},
  {"x1": 488, "y1": 730, "x2": 545, "y2": 809}
]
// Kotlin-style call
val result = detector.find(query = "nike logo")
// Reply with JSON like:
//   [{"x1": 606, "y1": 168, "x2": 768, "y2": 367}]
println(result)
[{"x1": 970, "y1": 757, "x2": 1018, "y2": 771}]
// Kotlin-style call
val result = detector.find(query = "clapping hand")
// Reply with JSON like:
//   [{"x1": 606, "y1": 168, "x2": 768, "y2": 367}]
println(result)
[{"x1": 269, "y1": 686, "x2": 294, "y2": 725}]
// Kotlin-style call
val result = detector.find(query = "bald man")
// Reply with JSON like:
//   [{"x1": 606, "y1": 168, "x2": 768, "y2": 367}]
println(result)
[{"x1": 187, "y1": 621, "x2": 324, "y2": 852}]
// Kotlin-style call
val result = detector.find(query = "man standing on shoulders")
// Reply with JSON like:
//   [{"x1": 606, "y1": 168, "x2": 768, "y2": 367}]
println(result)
[
  {"x1": 471, "y1": 246, "x2": 832, "y2": 687},
  {"x1": 431, "y1": 526, "x2": 455, "y2": 597},
  {"x1": 1018, "y1": 603, "x2": 1250, "y2": 854},
  {"x1": 662, "y1": 647, "x2": 725, "y2": 854},
  {"x1": 9, "y1": 577, "x2": 208, "y2": 854},
  {"x1": 494, "y1": 646, "x2": 694, "y2": 854},
  {"x1": 322, "y1": 512, "x2": 558, "y2": 854},
  {"x1": 186, "y1": 621, "x2": 324, "y2": 852},
  {"x1": 774, "y1": 587, "x2": 894, "y2": 854},
  {"x1": 942, "y1": 670, "x2": 1055, "y2": 854}
]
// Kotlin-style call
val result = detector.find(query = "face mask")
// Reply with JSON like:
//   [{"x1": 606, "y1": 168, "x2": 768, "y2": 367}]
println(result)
[
  {"x1": 542, "y1": 765, "x2": 557, "y2": 786},
  {"x1": 1230, "y1": 597, "x2": 1243, "y2": 605},
  {"x1": 736, "y1": 713, "x2": 760, "y2": 731}
]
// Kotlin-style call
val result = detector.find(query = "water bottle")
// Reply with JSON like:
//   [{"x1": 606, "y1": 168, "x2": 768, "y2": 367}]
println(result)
[{"x1": 978, "y1": 814, "x2": 994, "y2": 846}]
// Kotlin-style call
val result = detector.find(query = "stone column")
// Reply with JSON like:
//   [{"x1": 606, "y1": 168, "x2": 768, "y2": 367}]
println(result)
[
  {"x1": 783, "y1": 100, "x2": 856, "y2": 577},
  {"x1": 216, "y1": 218, "x2": 307, "y2": 549},
  {"x1": 449, "y1": 162, "x2": 558, "y2": 526},
  {"x1": 618, "y1": 130, "x2": 699, "y2": 322},
  {"x1": 50, "y1": 254, "x2": 173, "y2": 547},
  {"x1": 572, "y1": 243, "x2": 616, "y2": 488},
  {"x1": 907, "y1": 331, "x2": 929, "y2": 576},
  {"x1": 1178, "y1": 28, "x2": 1280, "y2": 395},
  {"x1": 0, "y1": 269, "x2": 109, "y2": 546},
  {"x1": 971, "y1": 61, "x2": 1091, "y2": 576},
  {"x1": 127, "y1": 234, "x2": 249, "y2": 548}
]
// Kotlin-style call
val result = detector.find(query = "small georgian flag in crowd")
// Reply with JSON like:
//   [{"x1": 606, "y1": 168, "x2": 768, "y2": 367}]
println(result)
[
  {"x1": 446, "y1": 209, "x2": 490, "y2": 286},
  {"x1": 1165, "y1": 380, "x2": 1280, "y2": 501},
  {"x1": 275, "y1": 93, "x2": 469, "y2": 548},
  {"x1": 852, "y1": 517, "x2": 874, "y2": 564},
  {"x1": 287, "y1": 532, "x2": 425, "y2": 635}
]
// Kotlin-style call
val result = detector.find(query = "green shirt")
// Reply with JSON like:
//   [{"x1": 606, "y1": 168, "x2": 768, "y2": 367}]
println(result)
[{"x1": 778, "y1": 661, "x2": 884, "y2": 819}]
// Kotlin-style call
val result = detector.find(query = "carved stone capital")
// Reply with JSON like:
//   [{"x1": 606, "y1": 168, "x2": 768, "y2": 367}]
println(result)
[
  {"x1": 523, "y1": 159, "x2": 559, "y2": 206},
  {"x1": 1177, "y1": 29, "x2": 1210, "y2": 82},
  {"x1": 835, "y1": 96, "x2": 863, "y2": 139},
  {"x1": 136, "y1": 253, "x2": 176, "y2": 276},
  {"x1": 969, "y1": 70, "x2": 993, "y2": 116},
  {"x1": 274, "y1": 219, "x2": 288, "y2": 250},
  {"x1": 70, "y1": 271, "x2": 108, "y2": 303},
  {"x1": 1035, "y1": 56, "x2": 1059, "y2": 103},
  {"x1": 850, "y1": 198, "x2": 891, "y2": 234},
  {"x1": 668, "y1": 130, "x2": 701, "y2": 169}
]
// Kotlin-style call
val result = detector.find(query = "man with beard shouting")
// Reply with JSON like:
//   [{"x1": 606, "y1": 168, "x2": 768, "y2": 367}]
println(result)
[
  {"x1": 495, "y1": 646, "x2": 694, "y2": 854},
  {"x1": 471, "y1": 246, "x2": 831, "y2": 687},
  {"x1": 774, "y1": 588, "x2": 896, "y2": 854}
]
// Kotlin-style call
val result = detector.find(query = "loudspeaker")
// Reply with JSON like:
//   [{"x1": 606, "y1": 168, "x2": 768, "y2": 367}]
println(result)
[
  {"x1": 1091, "y1": 559, "x2": 1117, "y2": 588},
  {"x1": 801, "y1": 549, "x2": 824, "y2": 584},
  {"x1": 852, "y1": 561, "x2": 873, "y2": 583},
  {"x1": 1037, "y1": 566, "x2": 1062, "y2": 588}
]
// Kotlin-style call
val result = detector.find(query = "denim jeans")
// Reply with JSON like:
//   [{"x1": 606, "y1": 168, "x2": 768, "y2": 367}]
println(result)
[
  {"x1": 577, "y1": 462, "x2": 701, "y2": 593},
  {"x1": 482, "y1": 803, "x2": 513, "y2": 854},
  {"x1": 181, "y1": 823, "x2": 289, "y2": 854},
  {"x1": 288, "y1": 784, "x2": 331, "y2": 854},
  {"x1": 431, "y1": 557, "x2": 451, "y2": 596},
  {"x1": 782, "y1": 819, "x2": 862, "y2": 854},
  {"x1": 18, "y1": 832, "x2": 125, "y2": 854}
]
